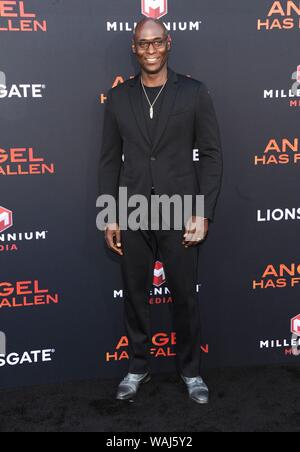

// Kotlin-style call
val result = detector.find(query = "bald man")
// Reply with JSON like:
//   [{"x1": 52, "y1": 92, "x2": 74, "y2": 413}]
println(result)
[{"x1": 99, "y1": 18, "x2": 223, "y2": 404}]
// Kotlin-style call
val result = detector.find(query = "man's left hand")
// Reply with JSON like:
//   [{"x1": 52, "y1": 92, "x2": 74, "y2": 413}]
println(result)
[{"x1": 182, "y1": 216, "x2": 209, "y2": 248}]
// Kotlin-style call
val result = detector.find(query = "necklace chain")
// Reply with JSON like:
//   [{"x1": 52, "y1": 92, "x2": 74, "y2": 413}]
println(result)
[{"x1": 141, "y1": 77, "x2": 167, "y2": 119}]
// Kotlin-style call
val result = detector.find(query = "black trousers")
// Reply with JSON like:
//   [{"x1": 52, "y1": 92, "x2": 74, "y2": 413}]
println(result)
[{"x1": 120, "y1": 192, "x2": 202, "y2": 377}]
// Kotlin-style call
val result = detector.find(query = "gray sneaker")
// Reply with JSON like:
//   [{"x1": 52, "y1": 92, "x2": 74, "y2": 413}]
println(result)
[
  {"x1": 116, "y1": 372, "x2": 151, "y2": 402},
  {"x1": 181, "y1": 375, "x2": 209, "y2": 404}
]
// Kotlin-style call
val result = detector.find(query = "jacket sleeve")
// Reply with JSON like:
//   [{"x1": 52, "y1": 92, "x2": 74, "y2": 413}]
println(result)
[
  {"x1": 98, "y1": 88, "x2": 123, "y2": 201},
  {"x1": 193, "y1": 82, "x2": 223, "y2": 222}
]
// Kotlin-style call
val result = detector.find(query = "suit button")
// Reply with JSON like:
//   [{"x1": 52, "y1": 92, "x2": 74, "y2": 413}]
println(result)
[{"x1": 150, "y1": 156, "x2": 156, "y2": 161}]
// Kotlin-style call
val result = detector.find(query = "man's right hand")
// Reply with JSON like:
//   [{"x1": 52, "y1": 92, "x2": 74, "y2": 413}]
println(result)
[{"x1": 104, "y1": 223, "x2": 123, "y2": 256}]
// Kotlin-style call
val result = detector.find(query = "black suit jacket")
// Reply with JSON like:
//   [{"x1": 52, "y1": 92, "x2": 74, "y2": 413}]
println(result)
[{"x1": 99, "y1": 66, "x2": 223, "y2": 222}]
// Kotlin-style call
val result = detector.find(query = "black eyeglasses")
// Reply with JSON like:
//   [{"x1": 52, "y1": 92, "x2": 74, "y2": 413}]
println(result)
[{"x1": 136, "y1": 37, "x2": 168, "y2": 51}]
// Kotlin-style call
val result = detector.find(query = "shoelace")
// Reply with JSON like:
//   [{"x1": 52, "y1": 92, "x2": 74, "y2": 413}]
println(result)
[
  {"x1": 184, "y1": 377, "x2": 205, "y2": 388},
  {"x1": 122, "y1": 374, "x2": 145, "y2": 386}
]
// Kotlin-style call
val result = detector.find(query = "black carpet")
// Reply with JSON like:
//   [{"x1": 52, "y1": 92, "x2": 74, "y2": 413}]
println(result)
[{"x1": 0, "y1": 365, "x2": 300, "y2": 432}]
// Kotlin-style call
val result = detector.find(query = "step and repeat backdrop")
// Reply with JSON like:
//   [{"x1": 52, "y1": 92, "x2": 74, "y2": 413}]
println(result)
[{"x1": 0, "y1": 0, "x2": 299, "y2": 388}]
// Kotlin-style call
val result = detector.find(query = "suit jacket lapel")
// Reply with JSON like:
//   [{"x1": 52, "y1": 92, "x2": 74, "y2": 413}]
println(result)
[
  {"x1": 129, "y1": 67, "x2": 179, "y2": 154},
  {"x1": 129, "y1": 74, "x2": 152, "y2": 147},
  {"x1": 151, "y1": 67, "x2": 179, "y2": 155}
]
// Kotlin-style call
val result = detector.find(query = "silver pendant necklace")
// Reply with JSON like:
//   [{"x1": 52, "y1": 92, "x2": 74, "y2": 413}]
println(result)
[{"x1": 141, "y1": 77, "x2": 167, "y2": 119}]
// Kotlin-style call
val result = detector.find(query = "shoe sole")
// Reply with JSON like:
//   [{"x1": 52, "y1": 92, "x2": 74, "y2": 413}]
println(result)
[
  {"x1": 116, "y1": 374, "x2": 151, "y2": 402},
  {"x1": 190, "y1": 396, "x2": 209, "y2": 405}
]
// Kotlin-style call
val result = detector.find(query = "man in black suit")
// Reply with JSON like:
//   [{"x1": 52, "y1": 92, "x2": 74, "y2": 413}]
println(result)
[{"x1": 98, "y1": 18, "x2": 222, "y2": 404}]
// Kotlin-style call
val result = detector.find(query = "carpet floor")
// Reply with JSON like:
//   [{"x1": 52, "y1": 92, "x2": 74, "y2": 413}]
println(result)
[{"x1": 0, "y1": 364, "x2": 300, "y2": 432}]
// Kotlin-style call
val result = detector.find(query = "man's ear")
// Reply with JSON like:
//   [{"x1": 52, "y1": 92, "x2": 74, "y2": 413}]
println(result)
[
  {"x1": 167, "y1": 35, "x2": 172, "y2": 51},
  {"x1": 132, "y1": 40, "x2": 136, "y2": 54}
]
